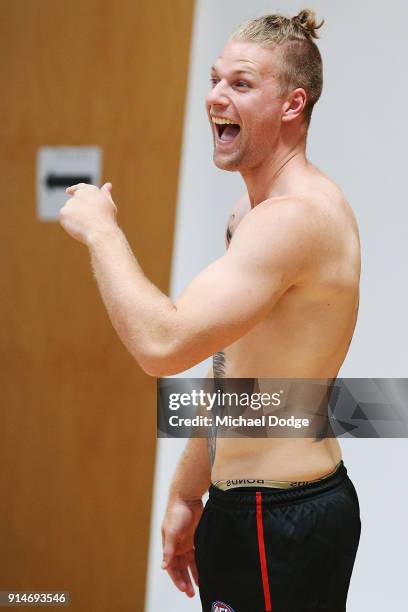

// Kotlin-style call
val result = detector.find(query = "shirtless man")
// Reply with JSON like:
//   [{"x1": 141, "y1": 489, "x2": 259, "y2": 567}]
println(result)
[{"x1": 59, "y1": 9, "x2": 361, "y2": 612}]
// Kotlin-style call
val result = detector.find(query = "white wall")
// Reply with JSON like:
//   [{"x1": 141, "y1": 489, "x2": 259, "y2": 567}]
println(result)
[{"x1": 145, "y1": 1, "x2": 408, "y2": 610}]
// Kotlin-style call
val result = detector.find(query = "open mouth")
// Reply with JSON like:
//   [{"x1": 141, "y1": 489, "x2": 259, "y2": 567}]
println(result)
[{"x1": 212, "y1": 117, "x2": 241, "y2": 144}]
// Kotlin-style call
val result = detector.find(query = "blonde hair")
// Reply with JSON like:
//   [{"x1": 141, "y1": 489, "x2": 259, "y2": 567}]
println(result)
[{"x1": 232, "y1": 8, "x2": 325, "y2": 126}]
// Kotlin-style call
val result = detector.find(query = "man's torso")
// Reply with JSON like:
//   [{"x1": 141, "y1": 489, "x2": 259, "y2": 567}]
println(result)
[{"x1": 210, "y1": 167, "x2": 360, "y2": 482}]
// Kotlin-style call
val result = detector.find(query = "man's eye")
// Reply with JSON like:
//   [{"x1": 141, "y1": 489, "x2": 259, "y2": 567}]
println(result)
[
  {"x1": 210, "y1": 77, "x2": 219, "y2": 86},
  {"x1": 235, "y1": 81, "x2": 249, "y2": 88}
]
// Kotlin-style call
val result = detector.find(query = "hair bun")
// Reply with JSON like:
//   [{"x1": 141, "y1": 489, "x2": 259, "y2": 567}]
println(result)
[{"x1": 292, "y1": 8, "x2": 324, "y2": 39}]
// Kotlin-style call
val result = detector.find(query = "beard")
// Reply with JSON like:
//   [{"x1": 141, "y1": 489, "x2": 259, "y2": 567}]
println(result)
[
  {"x1": 213, "y1": 148, "x2": 243, "y2": 171},
  {"x1": 213, "y1": 137, "x2": 264, "y2": 172}
]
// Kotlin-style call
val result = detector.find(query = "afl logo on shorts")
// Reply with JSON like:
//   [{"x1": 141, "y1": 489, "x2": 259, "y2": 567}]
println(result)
[{"x1": 211, "y1": 602, "x2": 235, "y2": 612}]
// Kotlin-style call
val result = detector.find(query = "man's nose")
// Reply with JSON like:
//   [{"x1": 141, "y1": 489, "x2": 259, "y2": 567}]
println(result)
[{"x1": 206, "y1": 80, "x2": 229, "y2": 107}]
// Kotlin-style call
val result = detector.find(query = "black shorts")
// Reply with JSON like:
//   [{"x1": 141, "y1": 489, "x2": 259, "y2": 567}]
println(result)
[{"x1": 194, "y1": 461, "x2": 361, "y2": 612}]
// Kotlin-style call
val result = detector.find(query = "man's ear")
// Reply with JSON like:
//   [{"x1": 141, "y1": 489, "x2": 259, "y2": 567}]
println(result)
[{"x1": 281, "y1": 88, "x2": 307, "y2": 122}]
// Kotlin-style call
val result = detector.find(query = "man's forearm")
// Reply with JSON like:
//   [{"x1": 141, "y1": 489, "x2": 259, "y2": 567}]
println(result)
[
  {"x1": 169, "y1": 368, "x2": 214, "y2": 501},
  {"x1": 169, "y1": 437, "x2": 212, "y2": 501},
  {"x1": 87, "y1": 224, "x2": 176, "y2": 373}
]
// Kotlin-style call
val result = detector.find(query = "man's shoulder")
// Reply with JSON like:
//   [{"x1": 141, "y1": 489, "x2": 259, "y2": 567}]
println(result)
[
  {"x1": 230, "y1": 191, "x2": 339, "y2": 272},
  {"x1": 228, "y1": 194, "x2": 320, "y2": 267},
  {"x1": 230, "y1": 177, "x2": 355, "y2": 251},
  {"x1": 242, "y1": 193, "x2": 320, "y2": 234},
  {"x1": 252, "y1": 183, "x2": 351, "y2": 236}
]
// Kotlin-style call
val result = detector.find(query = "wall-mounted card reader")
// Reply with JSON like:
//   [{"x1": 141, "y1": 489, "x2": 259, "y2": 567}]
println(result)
[{"x1": 37, "y1": 147, "x2": 102, "y2": 221}]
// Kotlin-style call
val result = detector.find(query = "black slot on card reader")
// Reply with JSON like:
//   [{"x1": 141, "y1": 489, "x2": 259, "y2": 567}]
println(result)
[{"x1": 46, "y1": 174, "x2": 92, "y2": 189}]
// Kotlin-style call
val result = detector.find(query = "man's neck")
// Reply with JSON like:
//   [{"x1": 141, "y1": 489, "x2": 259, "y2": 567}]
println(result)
[{"x1": 241, "y1": 141, "x2": 309, "y2": 208}]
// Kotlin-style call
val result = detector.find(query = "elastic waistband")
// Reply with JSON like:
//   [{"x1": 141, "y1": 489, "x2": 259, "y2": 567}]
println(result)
[
  {"x1": 212, "y1": 461, "x2": 342, "y2": 491},
  {"x1": 208, "y1": 460, "x2": 348, "y2": 508}
]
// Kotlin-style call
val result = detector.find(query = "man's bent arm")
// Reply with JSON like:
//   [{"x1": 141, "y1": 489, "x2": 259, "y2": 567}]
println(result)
[{"x1": 88, "y1": 198, "x2": 319, "y2": 376}]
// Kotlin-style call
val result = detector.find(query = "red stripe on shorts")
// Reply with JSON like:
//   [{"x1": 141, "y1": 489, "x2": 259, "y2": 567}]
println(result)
[{"x1": 256, "y1": 491, "x2": 272, "y2": 611}]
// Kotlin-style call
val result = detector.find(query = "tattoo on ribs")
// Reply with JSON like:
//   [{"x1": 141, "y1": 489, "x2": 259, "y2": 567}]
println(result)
[{"x1": 212, "y1": 350, "x2": 226, "y2": 378}]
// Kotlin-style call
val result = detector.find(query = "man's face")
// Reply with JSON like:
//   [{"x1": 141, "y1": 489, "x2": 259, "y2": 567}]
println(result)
[{"x1": 206, "y1": 39, "x2": 286, "y2": 172}]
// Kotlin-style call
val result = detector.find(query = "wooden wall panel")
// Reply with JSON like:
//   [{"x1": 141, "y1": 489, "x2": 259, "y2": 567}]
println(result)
[{"x1": 0, "y1": 1, "x2": 194, "y2": 610}]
